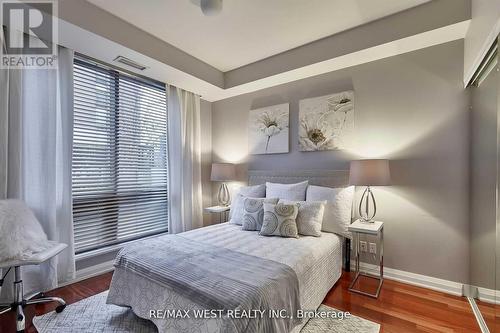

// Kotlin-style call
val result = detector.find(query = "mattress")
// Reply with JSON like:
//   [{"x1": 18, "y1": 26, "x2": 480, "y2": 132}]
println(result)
[{"x1": 107, "y1": 222, "x2": 343, "y2": 333}]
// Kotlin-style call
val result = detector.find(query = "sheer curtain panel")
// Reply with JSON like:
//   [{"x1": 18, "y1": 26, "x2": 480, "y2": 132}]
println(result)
[
  {"x1": 167, "y1": 86, "x2": 204, "y2": 233},
  {"x1": 0, "y1": 27, "x2": 75, "y2": 299}
]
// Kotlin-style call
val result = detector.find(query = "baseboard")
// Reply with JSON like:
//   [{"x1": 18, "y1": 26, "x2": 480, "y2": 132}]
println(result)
[
  {"x1": 76, "y1": 259, "x2": 115, "y2": 281},
  {"x1": 351, "y1": 262, "x2": 464, "y2": 296},
  {"x1": 476, "y1": 286, "x2": 500, "y2": 305},
  {"x1": 58, "y1": 260, "x2": 115, "y2": 288}
]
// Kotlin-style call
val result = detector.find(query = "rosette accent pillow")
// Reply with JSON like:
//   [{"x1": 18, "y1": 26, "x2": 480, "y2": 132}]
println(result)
[
  {"x1": 230, "y1": 184, "x2": 266, "y2": 225},
  {"x1": 260, "y1": 203, "x2": 299, "y2": 238},
  {"x1": 241, "y1": 197, "x2": 279, "y2": 231}
]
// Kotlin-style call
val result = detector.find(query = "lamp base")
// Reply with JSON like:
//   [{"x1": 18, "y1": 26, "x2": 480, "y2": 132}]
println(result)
[
  {"x1": 217, "y1": 183, "x2": 230, "y2": 206},
  {"x1": 359, "y1": 186, "x2": 377, "y2": 222}
]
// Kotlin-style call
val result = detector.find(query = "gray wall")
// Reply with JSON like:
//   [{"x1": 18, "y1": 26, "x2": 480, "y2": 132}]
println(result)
[{"x1": 211, "y1": 40, "x2": 470, "y2": 283}]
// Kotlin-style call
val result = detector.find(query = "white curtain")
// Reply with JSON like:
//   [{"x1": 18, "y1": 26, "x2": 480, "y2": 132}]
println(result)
[
  {"x1": 0, "y1": 27, "x2": 75, "y2": 298},
  {"x1": 167, "y1": 86, "x2": 204, "y2": 233}
]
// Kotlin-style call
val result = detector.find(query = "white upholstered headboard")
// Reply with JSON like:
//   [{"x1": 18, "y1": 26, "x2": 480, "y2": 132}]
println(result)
[
  {"x1": 248, "y1": 169, "x2": 353, "y2": 270},
  {"x1": 248, "y1": 169, "x2": 350, "y2": 188}
]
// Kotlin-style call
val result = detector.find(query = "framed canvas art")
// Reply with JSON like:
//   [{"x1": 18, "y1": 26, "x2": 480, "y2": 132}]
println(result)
[
  {"x1": 298, "y1": 90, "x2": 354, "y2": 151},
  {"x1": 249, "y1": 103, "x2": 289, "y2": 155}
]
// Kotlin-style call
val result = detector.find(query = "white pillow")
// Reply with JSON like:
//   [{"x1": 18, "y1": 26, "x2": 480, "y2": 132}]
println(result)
[
  {"x1": 279, "y1": 199, "x2": 326, "y2": 237},
  {"x1": 239, "y1": 184, "x2": 266, "y2": 197},
  {"x1": 266, "y1": 181, "x2": 309, "y2": 201},
  {"x1": 0, "y1": 199, "x2": 56, "y2": 261},
  {"x1": 306, "y1": 185, "x2": 354, "y2": 238},
  {"x1": 229, "y1": 184, "x2": 266, "y2": 222},
  {"x1": 229, "y1": 194, "x2": 247, "y2": 225}
]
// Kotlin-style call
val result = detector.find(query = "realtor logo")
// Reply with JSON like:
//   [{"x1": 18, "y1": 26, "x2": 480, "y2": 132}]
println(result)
[{"x1": 1, "y1": 0, "x2": 57, "y2": 68}]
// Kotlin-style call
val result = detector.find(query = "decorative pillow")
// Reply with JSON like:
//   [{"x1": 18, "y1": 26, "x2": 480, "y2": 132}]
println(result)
[
  {"x1": 266, "y1": 181, "x2": 309, "y2": 201},
  {"x1": 229, "y1": 184, "x2": 266, "y2": 224},
  {"x1": 260, "y1": 203, "x2": 300, "y2": 238},
  {"x1": 229, "y1": 194, "x2": 247, "y2": 225},
  {"x1": 279, "y1": 199, "x2": 326, "y2": 237},
  {"x1": 306, "y1": 185, "x2": 354, "y2": 238},
  {"x1": 241, "y1": 197, "x2": 279, "y2": 231}
]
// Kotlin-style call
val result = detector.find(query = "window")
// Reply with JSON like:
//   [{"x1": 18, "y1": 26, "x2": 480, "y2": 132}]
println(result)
[{"x1": 72, "y1": 56, "x2": 168, "y2": 254}]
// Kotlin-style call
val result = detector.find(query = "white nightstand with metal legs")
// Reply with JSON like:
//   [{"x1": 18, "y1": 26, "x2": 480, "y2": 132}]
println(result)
[{"x1": 348, "y1": 220, "x2": 384, "y2": 298}]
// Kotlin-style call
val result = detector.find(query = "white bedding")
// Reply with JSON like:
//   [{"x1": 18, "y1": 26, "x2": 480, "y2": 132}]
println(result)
[{"x1": 107, "y1": 222, "x2": 343, "y2": 333}]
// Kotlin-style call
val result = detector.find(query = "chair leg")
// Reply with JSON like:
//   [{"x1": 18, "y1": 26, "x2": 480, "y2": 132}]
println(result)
[
  {"x1": 13, "y1": 266, "x2": 25, "y2": 332},
  {"x1": 2, "y1": 266, "x2": 67, "y2": 332},
  {"x1": 15, "y1": 303, "x2": 25, "y2": 333},
  {"x1": 26, "y1": 296, "x2": 66, "y2": 312},
  {"x1": 25, "y1": 291, "x2": 44, "y2": 300}
]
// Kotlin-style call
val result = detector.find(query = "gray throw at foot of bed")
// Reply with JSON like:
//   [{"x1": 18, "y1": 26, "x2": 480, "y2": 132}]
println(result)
[{"x1": 109, "y1": 235, "x2": 302, "y2": 333}]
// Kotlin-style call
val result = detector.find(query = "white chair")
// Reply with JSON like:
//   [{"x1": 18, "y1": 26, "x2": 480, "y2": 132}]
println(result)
[{"x1": 0, "y1": 243, "x2": 67, "y2": 333}]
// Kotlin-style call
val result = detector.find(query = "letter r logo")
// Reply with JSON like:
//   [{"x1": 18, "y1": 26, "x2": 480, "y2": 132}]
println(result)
[{"x1": 1, "y1": 1, "x2": 54, "y2": 55}]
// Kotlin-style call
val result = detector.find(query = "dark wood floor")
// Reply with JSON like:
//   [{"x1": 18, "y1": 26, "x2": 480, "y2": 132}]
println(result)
[
  {"x1": 325, "y1": 273, "x2": 483, "y2": 333},
  {"x1": 0, "y1": 271, "x2": 482, "y2": 333}
]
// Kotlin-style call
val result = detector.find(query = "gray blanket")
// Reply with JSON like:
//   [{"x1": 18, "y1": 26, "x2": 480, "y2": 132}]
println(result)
[{"x1": 112, "y1": 234, "x2": 302, "y2": 333}]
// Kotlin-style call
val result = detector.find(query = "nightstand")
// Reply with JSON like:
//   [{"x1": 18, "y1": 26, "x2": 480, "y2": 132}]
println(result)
[
  {"x1": 204, "y1": 205, "x2": 230, "y2": 223},
  {"x1": 348, "y1": 220, "x2": 384, "y2": 298}
]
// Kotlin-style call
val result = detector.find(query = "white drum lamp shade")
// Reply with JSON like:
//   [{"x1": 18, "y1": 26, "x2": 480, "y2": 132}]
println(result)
[
  {"x1": 349, "y1": 159, "x2": 391, "y2": 186},
  {"x1": 211, "y1": 163, "x2": 236, "y2": 182},
  {"x1": 349, "y1": 159, "x2": 390, "y2": 222}
]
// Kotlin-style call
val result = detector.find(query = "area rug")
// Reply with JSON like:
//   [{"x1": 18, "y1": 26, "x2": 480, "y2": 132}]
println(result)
[{"x1": 33, "y1": 291, "x2": 380, "y2": 333}]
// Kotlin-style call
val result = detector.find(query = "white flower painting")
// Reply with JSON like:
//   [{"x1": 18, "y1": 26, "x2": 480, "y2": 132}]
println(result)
[
  {"x1": 299, "y1": 91, "x2": 354, "y2": 151},
  {"x1": 249, "y1": 103, "x2": 289, "y2": 155}
]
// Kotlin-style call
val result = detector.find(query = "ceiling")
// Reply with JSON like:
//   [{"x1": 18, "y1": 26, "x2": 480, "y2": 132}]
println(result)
[{"x1": 86, "y1": 0, "x2": 431, "y2": 72}]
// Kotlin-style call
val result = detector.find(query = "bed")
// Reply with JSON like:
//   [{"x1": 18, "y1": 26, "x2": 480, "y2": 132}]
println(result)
[{"x1": 106, "y1": 170, "x2": 351, "y2": 333}]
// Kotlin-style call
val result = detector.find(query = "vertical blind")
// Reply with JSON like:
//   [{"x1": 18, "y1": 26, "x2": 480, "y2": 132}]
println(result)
[{"x1": 72, "y1": 57, "x2": 168, "y2": 254}]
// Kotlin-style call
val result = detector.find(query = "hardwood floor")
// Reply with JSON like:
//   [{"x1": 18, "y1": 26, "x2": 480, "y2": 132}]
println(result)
[
  {"x1": 325, "y1": 273, "x2": 482, "y2": 333},
  {"x1": 0, "y1": 271, "x2": 480, "y2": 333}
]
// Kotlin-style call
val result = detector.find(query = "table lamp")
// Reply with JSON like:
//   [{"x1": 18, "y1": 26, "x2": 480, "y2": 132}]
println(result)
[
  {"x1": 211, "y1": 163, "x2": 236, "y2": 206},
  {"x1": 349, "y1": 159, "x2": 390, "y2": 223}
]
